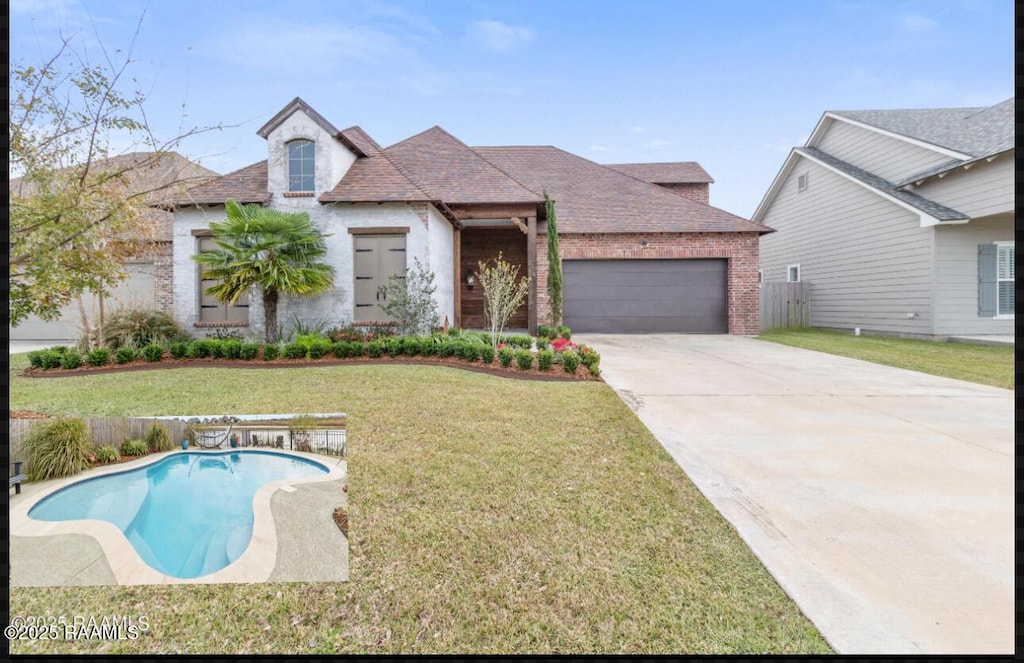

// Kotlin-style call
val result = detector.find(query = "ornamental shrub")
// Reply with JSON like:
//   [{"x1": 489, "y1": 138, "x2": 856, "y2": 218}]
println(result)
[
  {"x1": 536, "y1": 324, "x2": 552, "y2": 339},
  {"x1": 85, "y1": 347, "x2": 111, "y2": 367},
  {"x1": 169, "y1": 342, "x2": 189, "y2": 359},
  {"x1": 580, "y1": 345, "x2": 601, "y2": 376},
  {"x1": 515, "y1": 349, "x2": 533, "y2": 370},
  {"x1": 239, "y1": 342, "x2": 261, "y2": 360},
  {"x1": 384, "y1": 337, "x2": 402, "y2": 358},
  {"x1": 60, "y1": 351, "x2": 83, "y2": 369},
  {"x1": 331, "y1": 341, "x2": 348, "y2": 359},
  {"x1": 536, "y1": 338, "x2": 550, "y2": 351},
  {"x1": 438, "y1": 339, "x2": 456, "y2": 358},
  {"x1": 480, "y1": 344, "x2": 495, "y2": 364},
  {"x1": 94, "y1": 445, "x2": 120, "y2": 464},
  {"x1": 24, "y1": 417, "x2": 92, "y2": 481},
  {"x1": 39, "y1": 350, "x2": 63, "y2": 369},
  {"x1": 562, "y1": 350, "x2": 580, "y2": 374},
  {"x1": 558, "y1": 325, "x2": 572, "y2": 340},
  {"x1": 262, "y1": 344, "x2": 280, "y2": 361},
  {"x1": 27, "y1": 351, "x2": 45, "y2": 368},
  {"x1": 187, "y1": 339, "x2": 211, "y2": 358},
  {"x1": 348, "y1": 341, "x2": 366, "y2": 357},
  {"x1": 367, "y1": 339, "x2": 384, "y2": 358},
  {"x1": 307, "y1": 337, "x2": 332, "y2": 359},
  {"x1": 206, "y1": 338, "x2": 226, "y2": 358},
  {"x1": 455, "y1": 339, "x2": 482, "y2": 361},
  {"x1": 283, "y1": 342, "x2": 307, "y2": 359},
  {"x1": 503, "y1": 334, "x2": 533, "y2": 349},
  {"x1": 537, "y1": 349, "x2": 554, "y2": 371},
  {"x1": 120, "y1": 438, "x2": 149, "y2": 456},
  {"x1": 498, "y1": 346, "x2": 515, "y2": 368},
  {"x1": 142, "y1": 344, "x2": 165, "y2": 362},
  {"x1": 144, "y1": 424, "x2": 174, "y2": 452},
  {"x1": 221, "y1": 339, "x2": 243, "y2": 359},
  {"x1": 403, "y1": 336, "x2": 423, "y2": 357},
  {"x1": 114, "y1": 346, "x2": 137, "y2": 364}
]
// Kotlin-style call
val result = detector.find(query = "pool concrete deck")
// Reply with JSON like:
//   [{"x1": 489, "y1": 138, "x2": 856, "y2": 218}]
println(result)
[{"x1": 9, "y1": 449, "x2": 348, "y2": 586}]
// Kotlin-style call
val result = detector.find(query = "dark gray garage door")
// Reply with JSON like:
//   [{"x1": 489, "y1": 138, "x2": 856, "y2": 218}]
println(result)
[{"x1": 563, "y1": 259, "x2": 727, "y2": 333}]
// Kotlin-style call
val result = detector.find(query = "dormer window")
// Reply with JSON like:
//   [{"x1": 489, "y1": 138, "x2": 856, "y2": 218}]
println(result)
[{"x1": 288, "y1": 139, "x2": 315, "y2": 192}]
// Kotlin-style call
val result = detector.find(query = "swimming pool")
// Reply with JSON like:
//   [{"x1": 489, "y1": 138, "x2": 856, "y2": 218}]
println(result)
[{"x1": 27, "y1": 451, "x2": 328, "y2": 579}]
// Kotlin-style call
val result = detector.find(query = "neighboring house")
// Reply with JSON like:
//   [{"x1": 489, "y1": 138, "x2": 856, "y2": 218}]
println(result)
[
  {"x1": 170, "y1": 97, "x2": 770, "y2": 336},
  {"x1": 9, "y1": 152, "x2": 219, "y2": 343},
  {"x1": 754, "y1": 97, "x2": 1014, "y2": 339}
]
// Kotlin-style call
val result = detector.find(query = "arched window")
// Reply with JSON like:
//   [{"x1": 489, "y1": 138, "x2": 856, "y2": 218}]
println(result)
[{"x1": 288, "y1": 139, "x2": 315, "y2": 192}]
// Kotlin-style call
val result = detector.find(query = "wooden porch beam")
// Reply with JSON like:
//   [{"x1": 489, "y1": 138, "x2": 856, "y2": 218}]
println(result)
[{"x1": 527, "y1": 216, "x2": 537, "y2": 334}]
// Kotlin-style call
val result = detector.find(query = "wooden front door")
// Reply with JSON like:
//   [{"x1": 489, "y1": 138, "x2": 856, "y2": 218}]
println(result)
[
  {"x1": 353, "y1": 234, "x2": 406, "y2": 323},
  {"x1": 460, "y1": 228, "x2": 529, "y2": 329}
]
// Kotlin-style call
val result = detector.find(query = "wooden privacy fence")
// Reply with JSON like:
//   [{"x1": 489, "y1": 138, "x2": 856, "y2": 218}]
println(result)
[
  {"x1": 759, "y1": 281, "x2": 810, "y2": 331},
  {"x1": 9, "y1": 414, "x2": 347, "y2": 462}
]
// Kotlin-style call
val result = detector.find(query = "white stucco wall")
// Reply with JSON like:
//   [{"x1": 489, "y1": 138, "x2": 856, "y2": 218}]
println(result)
[
  {"x1": 426, "y1": 204, "x2": 456, "y2": 324},
  {"x1": 264, "y1": 109, "x2": 356, "y2": 195},
  {"x1": 173, "y1": 199, "x2": 456, "y2": 339}
]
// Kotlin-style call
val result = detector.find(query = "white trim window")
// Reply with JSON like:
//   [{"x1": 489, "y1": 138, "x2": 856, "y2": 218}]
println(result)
[
  {"x1": 787, "y1": 264, "x2": 801, "y2": 283},
  {"x1": 288, "y1": 139, "x2": 315, "y2": 192},
  {"x1": 996, "y1": 242, "x2": 1014, "y2": 317}
]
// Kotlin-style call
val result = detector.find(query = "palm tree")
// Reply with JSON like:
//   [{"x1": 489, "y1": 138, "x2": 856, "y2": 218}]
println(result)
[{"x1": 193, "y1": 200, "x2": 335, "y2": 343}]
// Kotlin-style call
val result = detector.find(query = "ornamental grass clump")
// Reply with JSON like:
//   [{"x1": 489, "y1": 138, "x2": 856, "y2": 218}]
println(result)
[
  {"x1": 144, "y1": 423, "x2": 174, "y2": 453},
  {"x1": 120, "y1": 439, "x2": 149, "y2": 456},
  {"x1": 24, "y1": 417, "x2": 92, "y2": 481},
  {"x1": 94, "y1": 445, "x2": 120, "y2": 464}
]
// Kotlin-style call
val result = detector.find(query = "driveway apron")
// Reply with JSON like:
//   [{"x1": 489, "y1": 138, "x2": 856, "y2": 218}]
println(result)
[{"x1": 577, "y1": 333, "x2": 1013, "y2": 655}]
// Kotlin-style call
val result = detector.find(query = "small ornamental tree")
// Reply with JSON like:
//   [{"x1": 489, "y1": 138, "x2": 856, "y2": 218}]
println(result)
[
  {"x1": 378, "y1": 258, "x2": 441, "y2": 337},
  {"x1": 544, "y1": 192, "x2": 563, "y2": 326},
  {"x1": 477, "y1": 253, "x2": 530, "y2": 349}
]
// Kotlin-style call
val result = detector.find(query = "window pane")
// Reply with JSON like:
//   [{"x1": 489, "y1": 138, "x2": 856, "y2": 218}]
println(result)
[
  {"x1": 997, "y1": 245, "x2": 1014, "y2": 279},
  {"x1": 998, "y1": 281, "x2": 1014, "y2": 316},
  {"x1": 288, "y1": 140, "x2": 315, "y2": 192}
]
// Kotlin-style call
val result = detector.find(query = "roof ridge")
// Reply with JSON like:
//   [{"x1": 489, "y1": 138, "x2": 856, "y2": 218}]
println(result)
[{"x1": 466, "y1": 144, "x2": 545, "y2": 199}]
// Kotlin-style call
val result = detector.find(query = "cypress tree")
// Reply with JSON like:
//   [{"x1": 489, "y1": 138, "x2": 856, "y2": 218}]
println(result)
[{"x1": 544, "y1": 192, "x2": 563, "y2": 326}]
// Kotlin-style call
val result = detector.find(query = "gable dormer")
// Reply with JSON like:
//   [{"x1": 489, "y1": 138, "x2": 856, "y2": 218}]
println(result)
[{"x1": 257, "y1": 97, "x2": 362, "y2": 198}]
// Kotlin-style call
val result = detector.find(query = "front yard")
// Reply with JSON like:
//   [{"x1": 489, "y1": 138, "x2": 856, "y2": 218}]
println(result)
[
  {"x1": 8, "y1": 355, "x2": 830, "y2": 654},
  {"x1": 757, "y1": 329, "x2": 1014, "y2": 390}
]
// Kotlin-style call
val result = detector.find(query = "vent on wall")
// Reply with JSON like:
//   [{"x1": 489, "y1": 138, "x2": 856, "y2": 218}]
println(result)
[{"x1": 797, "y1": 173, "x2": 809, "y2": 192}]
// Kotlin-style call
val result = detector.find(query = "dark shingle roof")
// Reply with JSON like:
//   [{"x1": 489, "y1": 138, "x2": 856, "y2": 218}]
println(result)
[
  {"x1": 172, "y1": 160, "x2": 270, "y2": 207},
  {"x1": 385, "y1": 127, "x2": 543, "y2": 205},
  {"x1": 603, "y1": 161, "x2": 714, "y2": 184},
  {"x1": 831, "y1": 97, "x2": 1014, "y2": 158},
  {"x1": 798, "y1": 147, "x2": 967, "y2": 222},
  {"x1": 475, "y1": 146, "x2": 770, "y2": 234},
  {"x1": 11, "y1": 151, "x2": 219, "y2": 240},
  {"x1": 320, "y1": 126, "x2": 434, "y2": 203}
]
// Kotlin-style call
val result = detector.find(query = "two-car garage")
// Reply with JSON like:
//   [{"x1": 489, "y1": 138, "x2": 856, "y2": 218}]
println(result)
[{"x1": 562, "y1": 258, "x2": 729, "y2": 333}]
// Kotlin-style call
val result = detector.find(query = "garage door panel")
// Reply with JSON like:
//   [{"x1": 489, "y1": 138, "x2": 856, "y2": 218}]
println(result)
[{"x1": 563, "y1": 259, "x2": 727, "y2": 333}]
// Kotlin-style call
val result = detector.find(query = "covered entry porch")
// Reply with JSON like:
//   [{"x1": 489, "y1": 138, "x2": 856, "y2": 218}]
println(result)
[{"x1": 451, "y1": 204, "x2": 539, "y2": 333}]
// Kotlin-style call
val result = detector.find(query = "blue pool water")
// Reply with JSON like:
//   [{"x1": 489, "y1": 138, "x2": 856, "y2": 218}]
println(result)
[{"x1": 28, "y1": 451, "x2": 328, "y2": 579}]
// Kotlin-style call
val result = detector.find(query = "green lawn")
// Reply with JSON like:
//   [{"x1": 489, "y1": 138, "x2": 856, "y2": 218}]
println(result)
[
  {"x1": 757, "y1": 328, "x2": 1014, "y2": 390},
  {"x1": 8, "y1": 354, "x2": 831, "y2": 655}
]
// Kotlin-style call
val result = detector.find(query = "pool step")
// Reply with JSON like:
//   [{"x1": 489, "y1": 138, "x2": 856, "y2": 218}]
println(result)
[
  {"x1": 225, "y1": 526, "x2": 251, "y2": 561},
  {"x1": 179, "y1": 528, "x2": 218, "y2": 578}
]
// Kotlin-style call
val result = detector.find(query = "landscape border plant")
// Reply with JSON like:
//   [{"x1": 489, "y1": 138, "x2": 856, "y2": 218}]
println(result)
[{"x1": 23, "y1": 417, "x2": 92, "y2": 481}]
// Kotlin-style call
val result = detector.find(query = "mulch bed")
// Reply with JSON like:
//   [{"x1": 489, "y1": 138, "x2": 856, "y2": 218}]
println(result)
[
  {"x1": 332, "y1": 506, "x2": 349, "y2": 537},
  {"x1": 19, "y1": 354, "x2": 603, "y2": 383}
]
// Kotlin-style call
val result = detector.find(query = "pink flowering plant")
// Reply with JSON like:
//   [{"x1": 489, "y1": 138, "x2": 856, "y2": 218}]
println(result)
[{"x1": 551, "y1": 337, "x2": 578, "y2": 354}]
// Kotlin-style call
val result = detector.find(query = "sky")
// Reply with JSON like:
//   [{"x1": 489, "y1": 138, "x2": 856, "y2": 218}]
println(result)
[{"x1": 10, "y1": 0, "x2": 1014, "y2": 219}]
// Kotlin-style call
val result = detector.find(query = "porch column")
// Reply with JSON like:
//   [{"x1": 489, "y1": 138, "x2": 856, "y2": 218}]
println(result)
[
  {"x1": 453, "y1": 226, "x2": 462, "y2": 329},
  {"x1": 527, "y1": 215, "x2": 537, "y2": 334}
]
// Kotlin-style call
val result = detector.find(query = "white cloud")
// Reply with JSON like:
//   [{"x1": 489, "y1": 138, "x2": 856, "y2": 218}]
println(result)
[
  {"x1": 202, "y1": 21, "x2": 412, "y2": 72},
  {"x1": 643, "y1": 139, "x2": 671, "y2": 149},
  {"x1": 901, "y1": 13, "x2": 937, "y2": 32},
  {"x1": 468, "y1": 20, "x2": 535, "y2": 53}
]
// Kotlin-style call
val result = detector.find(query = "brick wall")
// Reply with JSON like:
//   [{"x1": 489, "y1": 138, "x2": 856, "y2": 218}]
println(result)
[
  {"x1": 537, "y1": 232, "x2": 760, "y2": 335},
  {"x1": 656, "y1": 183, "x2": 709, "y2": 205}
]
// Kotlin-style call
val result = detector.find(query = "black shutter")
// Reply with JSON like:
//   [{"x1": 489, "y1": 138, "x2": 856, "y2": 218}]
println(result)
[{"x1": 977, "y1": 244, "x2": 997, "y2": 316}]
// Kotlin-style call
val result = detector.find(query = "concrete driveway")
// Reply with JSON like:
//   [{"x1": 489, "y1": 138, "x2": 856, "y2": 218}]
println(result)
[{"x1": 576, "y1": 334, "x2": 1013, "y2": 655}]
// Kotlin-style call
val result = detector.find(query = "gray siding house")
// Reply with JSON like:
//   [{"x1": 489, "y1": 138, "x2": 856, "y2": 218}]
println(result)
[{"x1": 754, "y1": 98, "x2": 1014, "y2": 339}]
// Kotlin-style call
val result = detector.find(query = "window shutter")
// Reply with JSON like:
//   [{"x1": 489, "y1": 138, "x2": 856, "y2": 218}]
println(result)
[{"x1": 977, "y1": 244, "x2": 997, "y2": 316}]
